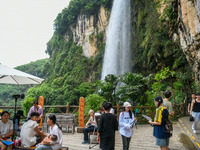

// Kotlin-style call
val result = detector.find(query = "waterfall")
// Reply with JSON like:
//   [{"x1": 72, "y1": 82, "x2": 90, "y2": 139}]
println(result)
[{"x1": 101, "y1": 0, "x2": 131, "y2": 80}]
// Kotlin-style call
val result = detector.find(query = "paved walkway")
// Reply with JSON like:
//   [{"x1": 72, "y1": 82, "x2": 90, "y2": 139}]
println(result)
[
  {"x1": 179, "y1": 116, "x2": 200, "y2": 149},
  {"x1": 62, "y1": 121, "x2": 197, "y2": 150}
]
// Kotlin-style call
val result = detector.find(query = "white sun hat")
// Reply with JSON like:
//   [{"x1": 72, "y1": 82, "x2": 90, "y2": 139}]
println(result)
[{"x1": 123, "y1": 102, "x2": 132, "y2": 107}]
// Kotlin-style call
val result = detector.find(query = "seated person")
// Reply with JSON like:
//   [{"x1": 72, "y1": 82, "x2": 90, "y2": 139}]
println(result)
[
  {"x1": 82, "y1": 110, "x2": 96, "y2": 144},
  {"x1": 36, "y1": 115, "x2": 62, "y2": 150},
  {"x1": 36, "y1": 134, "x2": 57, "y2": 147},
  {"x1": 13, "y1": 110, "x2": 25, "y2": 133},
  {"x1": 0, "y1": 111, "x2": 13, "y2": 150},
  {"x1": 94, "y1": 108, "x2": 102, "y2": 116},
  {"x1": 109, "y1": 103, "x2": 114, "y2": 114},
  {"x1": 20, "y1": 112, "x2": 45, "y2": 147},
  {"x1": 27, "y1": 100, "x2": 43, "y2": 123}
]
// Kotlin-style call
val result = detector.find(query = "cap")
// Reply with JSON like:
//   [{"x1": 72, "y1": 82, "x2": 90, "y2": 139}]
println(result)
[{"x1": 123, "y1": 102, "x2": 132, "y2": 107}]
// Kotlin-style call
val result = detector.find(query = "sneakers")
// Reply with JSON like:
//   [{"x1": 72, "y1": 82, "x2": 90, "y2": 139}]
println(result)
[
  {"x1": 82, "y1": 141, "x2": 89, "y2": 144},
  {"x1": 193, "y1": 130, "x2": 197, "y2": 134}
]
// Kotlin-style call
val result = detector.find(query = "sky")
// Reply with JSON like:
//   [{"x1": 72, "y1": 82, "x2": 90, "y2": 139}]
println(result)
[{"x1": 0, "y1": 0, "x2": 70, "y2": 68}]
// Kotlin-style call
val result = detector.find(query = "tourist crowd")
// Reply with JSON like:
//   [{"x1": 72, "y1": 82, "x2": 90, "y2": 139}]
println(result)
[{"x1": 0, "y1": 90, "x2": 199, "y2": 150}]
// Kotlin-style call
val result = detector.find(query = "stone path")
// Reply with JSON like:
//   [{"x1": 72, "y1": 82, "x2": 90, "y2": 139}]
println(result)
[{"x1": 62, "y1": 121, "x2": 197, "y2": 150}]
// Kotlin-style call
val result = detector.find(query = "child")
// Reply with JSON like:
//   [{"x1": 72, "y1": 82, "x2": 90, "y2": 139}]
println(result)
[{"x1": 36, "y1": 134, "x2": 57, "y2": 147}]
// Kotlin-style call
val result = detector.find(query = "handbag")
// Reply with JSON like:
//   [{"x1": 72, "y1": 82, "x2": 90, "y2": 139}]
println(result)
[{"x1": 90, "y1": 134, "x2": 98, "y2": 144}]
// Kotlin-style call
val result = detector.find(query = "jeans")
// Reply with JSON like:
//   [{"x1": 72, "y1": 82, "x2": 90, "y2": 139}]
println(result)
[
  {"x1": 83, "y1": 125, "x2": 95, "y2": 141},
  {"x1": 192, "y1": 112, "x2": 200, "y2": 130},
  {"x1": 35, "y1": 145, "x2": 53, "y2": 150},
  {"x1": 121, "y1": 135, "x2": 131, "y2": 150}
]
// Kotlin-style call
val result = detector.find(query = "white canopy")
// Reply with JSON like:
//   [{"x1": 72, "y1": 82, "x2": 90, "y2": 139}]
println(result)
[{"x1": 0, "y1": 64, "x2": 44, "y2": 84}]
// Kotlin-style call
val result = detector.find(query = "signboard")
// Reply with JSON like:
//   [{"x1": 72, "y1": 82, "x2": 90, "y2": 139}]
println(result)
[
  {"x1": 38, "y1": 96, "x2": 44, "y2": 127},
  {"x1": 79, "y1": 97, "x2": 85, "y2": 127}
]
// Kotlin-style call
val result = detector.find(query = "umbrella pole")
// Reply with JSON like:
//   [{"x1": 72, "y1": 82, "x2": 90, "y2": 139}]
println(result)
[{"x1": 13, "y1": 97, "x2": 18, "y2": 140}]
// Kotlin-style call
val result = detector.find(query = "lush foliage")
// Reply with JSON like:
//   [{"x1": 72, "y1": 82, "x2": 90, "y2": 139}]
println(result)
[
  {"x1": 15, "y1": 59, "x2": 48, "y2": 78},
  {"x1": 96, "y1": 73, "x2": 150, "y2": 105},
  {"x1": 146, "y1": 67, "x2": 195, "y2": 105},
  {"x1": 131, "y1": 0, "x2": 191, "y2": 75},
  {"x1": 117, "y1": 73, "x2": 150, "y2": 105},
  {"x1": 85, "y1": 94, "x2": 105, "y2": 114}
]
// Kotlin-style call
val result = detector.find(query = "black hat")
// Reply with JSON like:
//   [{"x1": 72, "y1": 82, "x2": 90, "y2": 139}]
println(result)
[{"x1": 189, "y1": 116, "x2": 195, "y2": 122}]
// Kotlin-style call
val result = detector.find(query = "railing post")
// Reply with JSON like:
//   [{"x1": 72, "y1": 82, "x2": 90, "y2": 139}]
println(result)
[
  {"x1": 117, "y1": 103, "x2": 120, "y2": 121},
  {"x1": 66, "y1": 102, "x2": 70, "y2": 113}
]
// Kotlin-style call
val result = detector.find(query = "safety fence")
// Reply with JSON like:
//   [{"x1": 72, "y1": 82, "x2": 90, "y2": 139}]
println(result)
[{"x1": 0, "y1": 101, "x2": 187, "y2": 125}]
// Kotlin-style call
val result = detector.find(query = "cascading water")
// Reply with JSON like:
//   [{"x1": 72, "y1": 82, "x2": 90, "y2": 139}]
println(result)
[{"x1": 101, "y1": 0, "x2": 131, "y2": 80}]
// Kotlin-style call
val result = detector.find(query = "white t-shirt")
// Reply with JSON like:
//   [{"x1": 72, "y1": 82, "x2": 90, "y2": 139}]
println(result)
[
  {"x1": 0, "y1": 120, "x2": 13, "y2": 136},
  {"x1": 49, "y1": 125, "x2": 62, "y2": 150},
  {"x1": 20, "y1": 120, "x2": 38, "y2": 147},
  {"x1": 110, "y1": 108, "x2": 114, "y2": 114}
]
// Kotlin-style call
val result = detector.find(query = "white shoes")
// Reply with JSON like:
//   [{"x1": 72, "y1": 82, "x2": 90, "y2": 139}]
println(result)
[{"x1": 193, "y1": 130, "x2": 197, "y2": 134}]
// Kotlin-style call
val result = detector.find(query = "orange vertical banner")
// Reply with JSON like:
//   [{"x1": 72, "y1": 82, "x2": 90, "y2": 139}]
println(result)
[
  {"x1": 79, "y1": 97, "x2": 85, "y2": 127},
  {"x1": 38, "y1": 96, "x2": 44, "y2": 127}
]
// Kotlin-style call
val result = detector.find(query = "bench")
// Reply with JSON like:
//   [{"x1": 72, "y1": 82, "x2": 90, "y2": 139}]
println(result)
[
  {"x1": 43, "y1": 113, "x2": 75, "y2": 134},
  {"x1": 14, "y1": 146, "x2": 36, "y2": 150}
]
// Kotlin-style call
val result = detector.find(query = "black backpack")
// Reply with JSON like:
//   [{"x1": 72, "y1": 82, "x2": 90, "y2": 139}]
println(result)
[{"x1": 162, "y1": 108, "x2": 173, "y2": 137}]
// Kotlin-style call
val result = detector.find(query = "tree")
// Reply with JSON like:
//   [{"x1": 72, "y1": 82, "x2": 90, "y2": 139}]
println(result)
[
  {"x1": 117, "y1": 72, "x2": 150, "y2": 105},
  {"x1": 97, "y1": 74, "x2": 118, "y2": 104}
]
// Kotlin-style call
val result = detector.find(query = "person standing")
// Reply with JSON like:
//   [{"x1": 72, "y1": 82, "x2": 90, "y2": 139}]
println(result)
[
  {"x1": 0, "y1": 111, "x2": 13, "y2": 150},
  {"x1": 162, "y1": 91, "x2": 174, "y2": 116},
  {"x1": 119, "y1": 102, "x2": 135, "y2": 150},
  {"x1": 190, "y1": 93, "x2": 200, "y2": 134},
  {"x1": 149, "y1": 96, "x2": 171, "y2": 150},
  {"x1": 188, "y1": 93, "x2": 196, "y2": 114},
  {"x1": 97, "y1": 102, "x2": 118, "y2": 150},
  {"x1": 27, "y1": 100, "x2": 43, "y2": 122}
]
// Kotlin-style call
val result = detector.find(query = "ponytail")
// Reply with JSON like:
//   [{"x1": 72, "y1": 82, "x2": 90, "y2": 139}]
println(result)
[{"x1": 154, "y1": 95, "x2": 163, "y2": 108}]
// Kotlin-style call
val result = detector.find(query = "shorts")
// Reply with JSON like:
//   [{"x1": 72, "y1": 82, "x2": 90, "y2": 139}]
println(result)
[{"x1": 156, "y1": 138, "x2": 169, "y2": 146}]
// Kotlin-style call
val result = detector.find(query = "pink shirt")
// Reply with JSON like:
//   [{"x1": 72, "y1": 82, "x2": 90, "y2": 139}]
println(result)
[{"x1": 27, "y1": 105, "x2": 43, "y2": 118}]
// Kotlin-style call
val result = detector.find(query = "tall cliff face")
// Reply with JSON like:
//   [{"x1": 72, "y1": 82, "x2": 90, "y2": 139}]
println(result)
[
  {"x1": 64, "y1": 7, "x2": 109, "y2": 57},
  {"x1": 173, "y1": 0, "x2": 200, "y2": 81}
]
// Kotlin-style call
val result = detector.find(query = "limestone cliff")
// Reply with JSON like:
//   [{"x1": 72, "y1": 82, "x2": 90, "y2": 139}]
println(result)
[
  {"x1": 177, "y1": 0, "x2": 200, "y2": 81},
  {"x1": 169, "y1": 0, "x2": 200, "y2": 81},
  {"x1": 64, "y1": 7, "x2": 109, "y2": 57}
]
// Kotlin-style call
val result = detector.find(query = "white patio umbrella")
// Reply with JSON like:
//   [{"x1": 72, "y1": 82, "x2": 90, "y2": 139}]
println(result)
[
  {"x1": 0, "y1": 63, "x2": 44, "y2": 134},
  {"x1": 0, "y1": 64, "x2": 44, "y2": 84}
]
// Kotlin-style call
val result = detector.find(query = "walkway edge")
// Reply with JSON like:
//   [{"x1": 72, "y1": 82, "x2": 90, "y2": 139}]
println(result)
[{"x1": 178, "y1": 118, "x2": 200, "y2": 150}]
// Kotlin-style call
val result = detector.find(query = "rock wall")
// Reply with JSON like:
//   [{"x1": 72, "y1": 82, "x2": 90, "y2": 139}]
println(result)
[
  {"x1": 64, "y1": 7, "x2": 109, "y2": 57},
  {"x1": 176, "y1": 0, "x2": 200, "y2": 81}
]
